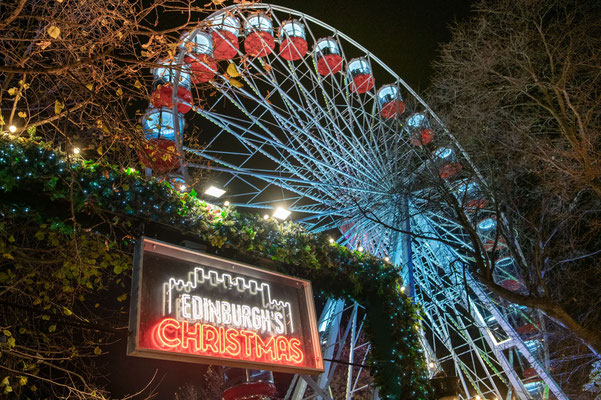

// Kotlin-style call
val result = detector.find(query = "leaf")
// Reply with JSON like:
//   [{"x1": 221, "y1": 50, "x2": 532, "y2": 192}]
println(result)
[
  {"x1": 227, "y1": 77, "x2": 244, "y2": 88},
  {"x1": 113, "y1": 265, "x2": 122, "y2": 274},
  {"x1": 54, "y1": 100, "x2": 64, "y2": 115},
  {"x1": 36, "y1": 41, "x2": 51, "y2": 50},
  {"x1": 48, "y1": 325, "x2": 56, "y2": 333},
  {"x1": 117, "y1": 293, "x2": 127, "y2": 302},
  {"x1": 134, "y1": 80, "x2": 142, "y2": 89},
  {"x1": 86, "y1": 83, "x2": 93, "y2": 91},
  {"x1": 7, "y1": 88, "x2": 18, "y2": 96},
  {"x1": 94, "y1": 346, "x2": 102, "y2": 355},
  {"x1": 47, "y1": 25, "x2": 61, "y2": 39},
  {"x1": 226, "y1": 63, "x2": 241, "y2": 78},
  {"x1": 17, "y1": 112, "x2": 27, "y2": 119},
  {"x1": 8, "y1": 235, "x2": 15, "y2": 243},
  {"x1": 97, "y1": 146, "x2": 103, "y2": 155},
  {"x1": 116, "y1": 87, "x2": 123, "y2": 96},
  {"x1": 63, "y1": 307, "x2": 72, "y2": 316},
  {"x1": 18, "y1": 377, "x2": 27, "y2": 387}
]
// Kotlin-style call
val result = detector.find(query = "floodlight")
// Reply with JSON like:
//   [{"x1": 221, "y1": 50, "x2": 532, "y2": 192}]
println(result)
[
  {"x1": 205, "y1": 186, "x2": 226, "y2": 198},
  {"x1": 273, "y1": 207, "x2": 290, "y2": 220}
]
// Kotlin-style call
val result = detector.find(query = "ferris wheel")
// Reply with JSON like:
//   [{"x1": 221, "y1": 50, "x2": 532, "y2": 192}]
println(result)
[{"x1": 138, "y1": 3, "x2": 569, "y2": 399}]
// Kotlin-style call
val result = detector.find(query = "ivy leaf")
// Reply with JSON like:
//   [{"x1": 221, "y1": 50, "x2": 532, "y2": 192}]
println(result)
[
  {"x1": 94, "y1": 346, "x2": 102, "y2": 355},
  {"x1": 47, "y1": 25, "x2": 61, "y2": 39},
  {"x1": 86, "y1": 83, "x2": 93, "y2": 91},
  {"x1": 18, "y1": 111, "x2": 27, "y2": 119},
  {"x1": 48, "y1": 325, "x2": 56, "y2": 333},
  {"x1": 116, "y1": 87, "x2": 123, "y2": 96},
  {"x1": 97, "y1": 146, "x2": 103, "y2": 155},
  {"x1": 134, "y1": 80, "x2": 142, "y2": 89},
  {"x1": 7, "y1": 88, "x2": 18, "y2": 96}
]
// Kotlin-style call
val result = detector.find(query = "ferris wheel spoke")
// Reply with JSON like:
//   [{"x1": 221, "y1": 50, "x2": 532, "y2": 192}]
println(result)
[
  {"x1": 238, "y1": 56, "x2": 389, "y2": 185},
  {"x1": 204, "y1": 82, "x2": 387, "y2": 191}
]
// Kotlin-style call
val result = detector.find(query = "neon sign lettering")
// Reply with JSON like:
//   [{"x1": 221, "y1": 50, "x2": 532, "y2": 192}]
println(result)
[
  {"x1": 155, "y1": 318, "x2": 304, "y2": 363},
  {"x1": 128, "y1": 238, "x2": 323, "y2": 374}
]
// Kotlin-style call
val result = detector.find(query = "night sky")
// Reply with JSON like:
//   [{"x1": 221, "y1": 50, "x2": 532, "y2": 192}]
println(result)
[
  {"x1": 110, "y1": 1, "x2": 473, "y2": 398},
  {"x1": 269, "y1": 0, "x2": 473, "y2": 90}
]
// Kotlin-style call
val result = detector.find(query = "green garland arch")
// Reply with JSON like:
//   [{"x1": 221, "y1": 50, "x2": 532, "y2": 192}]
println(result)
[{"x1": 0, "y1": 136, "x2": 433, "y2": 399}]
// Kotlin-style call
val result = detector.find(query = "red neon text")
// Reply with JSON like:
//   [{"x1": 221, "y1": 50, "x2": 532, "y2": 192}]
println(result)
[{"x1": 152, "y1": 318, "x2": 304, "y2": 365}]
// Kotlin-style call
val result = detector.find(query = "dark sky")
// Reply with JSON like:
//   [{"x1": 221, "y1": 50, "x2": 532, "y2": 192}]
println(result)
[
  {"x1": 269, "y1": 0, "x2": 473, "y2": 90},
  {"x1": 110, "y1": 1, "x2": 474, "y2": 399}
]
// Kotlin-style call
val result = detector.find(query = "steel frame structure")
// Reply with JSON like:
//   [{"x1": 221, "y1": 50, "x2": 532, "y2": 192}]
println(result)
[{"x1": 141, "y1": 3, "x2": 569, "y2": 399}]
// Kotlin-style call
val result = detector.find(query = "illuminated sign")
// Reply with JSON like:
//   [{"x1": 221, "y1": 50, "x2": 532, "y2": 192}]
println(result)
[{"x1": 127, "y1": 237, "x2": 324, "y2": 375}]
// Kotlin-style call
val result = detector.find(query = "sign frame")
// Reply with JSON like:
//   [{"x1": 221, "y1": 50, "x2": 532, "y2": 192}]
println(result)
[{"x1": 127, "y1": 237, "x2": 324, "y2": 375}]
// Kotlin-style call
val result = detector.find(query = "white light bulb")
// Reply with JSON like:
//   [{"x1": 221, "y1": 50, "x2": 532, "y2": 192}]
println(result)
[
  {"x1": 384, "y1": 256, "x2": 389, "y2": 262},
  {"x1": 224, "y1": 201, "x2": 230, "y2": 206},
  {"x1": 428, "y1": 361, "x2": 435, "y2": 369},
  {"x1": 400, "y1": 286, "x2": 406, "y2": 292},
  {"x1": 8, "y1": 125, "x2": 17, "y2": 133},
  {"x1": 358, "y1": 246, "x2": 363, "y2": 252},
  {"x1": 73, "y1": 147, "x2": 81, "y2": 154},
  {"x1": 179, "y1": 184, "x2": 187, "y2": 191},
  {"x1": 329, "y1": 238, "x2": 334, "y2": 244},
  {"x1": 263, "y1": 214, "x2": 269, "y2": 220}
]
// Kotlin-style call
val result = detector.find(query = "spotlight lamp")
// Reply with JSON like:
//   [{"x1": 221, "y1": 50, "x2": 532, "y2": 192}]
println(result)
[
  {"x1": 272, "y1": 207, "x2": 291, "y2": 220},
  {"x1": 205, "y1": 185, "x2": 226, "y2": 198}
]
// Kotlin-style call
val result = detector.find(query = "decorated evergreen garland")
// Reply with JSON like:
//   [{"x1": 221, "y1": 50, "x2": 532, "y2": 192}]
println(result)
[{"x1": 0, "y1": 136, "x2": 433, "y2": 399}]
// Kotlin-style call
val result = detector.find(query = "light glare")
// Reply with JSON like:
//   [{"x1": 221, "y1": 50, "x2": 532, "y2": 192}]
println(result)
[
  {"x1": 205, "y1": 186, "x2": 226, "y2": 198},
  {"x1": 73, "y1": 147, "x2": 81, "y2": 154},
  {"x1": 273, "y1": 207, "x2": 291, "y2": 220},
  {"x1": 8, "y1": 125, "x2": 17, "y2": 133}
]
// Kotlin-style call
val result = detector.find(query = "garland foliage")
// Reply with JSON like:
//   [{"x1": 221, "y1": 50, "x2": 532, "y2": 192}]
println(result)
[{"x1": 0, "y1": 136, "x2": 433, "y2": 399}]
